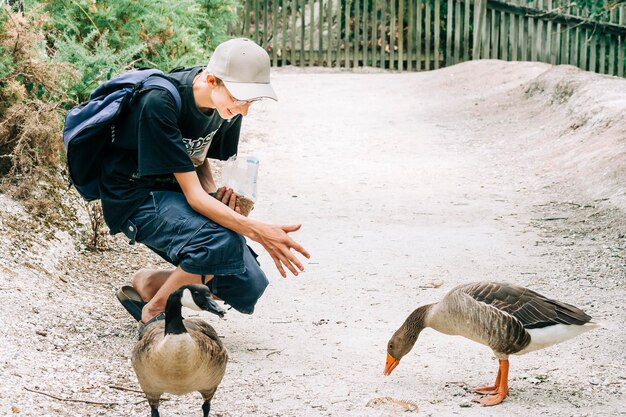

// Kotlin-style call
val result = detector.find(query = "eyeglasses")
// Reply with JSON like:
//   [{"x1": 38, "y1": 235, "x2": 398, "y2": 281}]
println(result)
[{"x1": 232, "y1": 97, "x2": 263, "y2": 107}]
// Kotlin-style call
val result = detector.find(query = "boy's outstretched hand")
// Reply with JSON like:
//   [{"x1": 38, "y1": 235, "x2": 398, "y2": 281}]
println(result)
[
  {"x1": 174, "y1": 171, "x2": 310, "y2": 277},
  {"x1": 253, "y1": 223, "x2": 310, "y2": 277}
]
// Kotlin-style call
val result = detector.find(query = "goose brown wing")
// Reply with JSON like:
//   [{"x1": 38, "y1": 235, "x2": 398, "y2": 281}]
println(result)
[
  {"x1": 134, "y1": 321, "x2": 165, "y2": 357},
  {"x1": 461, "y1": 282, "x2": 592, "y2": 329},
  {"x1": 185, "y1": 319, "x2": 227, "y2": 360},
  {"x1": 184, "y1": 319, "x2": 221, "y2": 341},
  {"x1": 132, "y1": 322, "x2": 166, "y2": 380}
]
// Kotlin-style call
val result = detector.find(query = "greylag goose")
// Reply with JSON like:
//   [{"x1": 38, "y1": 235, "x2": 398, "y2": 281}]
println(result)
[
  {"x1": 132, "y1": 284, "x2": 228, "y2": 417},
  {"x1": 384, "y1": 281, "x2": 600, "y2": 406}
]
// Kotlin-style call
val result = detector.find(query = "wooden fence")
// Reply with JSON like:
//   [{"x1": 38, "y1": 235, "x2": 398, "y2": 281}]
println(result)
[{"x1": 231, "y1": 0, "x2": 626, "y2": 76}]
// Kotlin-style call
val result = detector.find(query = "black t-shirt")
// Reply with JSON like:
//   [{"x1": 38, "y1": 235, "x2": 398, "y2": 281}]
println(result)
[{"x1": 99, "y1": 67, "x2": 241, "y2": 233}]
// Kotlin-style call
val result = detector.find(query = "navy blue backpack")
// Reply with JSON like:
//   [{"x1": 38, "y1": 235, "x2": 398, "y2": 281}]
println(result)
[{"x1": 63, "y1": 69, "x2": 182, "y2": 201}]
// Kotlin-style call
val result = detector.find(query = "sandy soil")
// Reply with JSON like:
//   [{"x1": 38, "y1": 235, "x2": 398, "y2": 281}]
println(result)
[{"x1": 1, "y1": 60, "x2": 625, "y2": 417}]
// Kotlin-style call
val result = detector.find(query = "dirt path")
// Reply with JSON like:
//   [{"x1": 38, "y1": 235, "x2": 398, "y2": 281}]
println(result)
[{"x1": 1, "y1": 61, "x2": 624, "y2": 417}]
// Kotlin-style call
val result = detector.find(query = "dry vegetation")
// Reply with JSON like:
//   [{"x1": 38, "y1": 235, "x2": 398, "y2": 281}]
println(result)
[{"x1": 0, "y1": 10, "x2": 86, "y2": 236}]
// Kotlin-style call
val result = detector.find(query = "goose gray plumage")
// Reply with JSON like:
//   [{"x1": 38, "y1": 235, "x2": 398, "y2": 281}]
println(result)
[
  {"x1": 132, "y1": 284, "x2": 228, "y2": 417},
  {"x1": 384, "y1": 281, "x2": 600, "y2": 406}
]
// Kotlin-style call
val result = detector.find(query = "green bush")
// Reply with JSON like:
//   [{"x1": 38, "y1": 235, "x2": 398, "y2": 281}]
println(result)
[
  {"x1": 36, "y1": 0, "x2": 238, "y2": 103},
  {"x1": 53, "y1": 30, "x2": 143, "y2": 104}
]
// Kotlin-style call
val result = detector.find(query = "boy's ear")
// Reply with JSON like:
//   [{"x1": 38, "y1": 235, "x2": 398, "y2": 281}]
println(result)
[{"x1": 204, "y1": 72, "x2": 219, "y2": 87}]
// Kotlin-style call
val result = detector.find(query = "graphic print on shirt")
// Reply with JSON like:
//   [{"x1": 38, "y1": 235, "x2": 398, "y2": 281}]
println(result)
[{"x1": 183, "y1": 126, "x2": 221, "y2": 166}]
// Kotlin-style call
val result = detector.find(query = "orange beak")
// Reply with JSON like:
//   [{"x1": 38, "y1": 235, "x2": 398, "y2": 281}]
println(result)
[{"x1": 384, "y1": 353, "x2": 399, "y2": 376}]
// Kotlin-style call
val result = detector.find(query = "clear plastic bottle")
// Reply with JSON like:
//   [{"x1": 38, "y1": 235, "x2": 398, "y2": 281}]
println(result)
[{"x1": 221, "y1": 155, "x2": 259, "y2": 202}]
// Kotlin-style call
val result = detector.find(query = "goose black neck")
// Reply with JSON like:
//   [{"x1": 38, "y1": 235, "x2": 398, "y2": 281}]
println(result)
[
  {"x1": 164, "y1": 290, "x2": 187, "y2": 335},
  {"x1": 404, "y1": 304, "x2": 433, "y2": 344}
]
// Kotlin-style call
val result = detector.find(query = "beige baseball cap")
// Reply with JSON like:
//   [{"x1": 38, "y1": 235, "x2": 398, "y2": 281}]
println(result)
[{"x1": 206, "y1": 38, "x2": 278, "y2": 101}]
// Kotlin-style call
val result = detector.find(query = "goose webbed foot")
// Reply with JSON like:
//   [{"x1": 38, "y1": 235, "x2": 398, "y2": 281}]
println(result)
[
  {"x1": 472, "y1": 362, "x2": 501, "y2": 395},
  {"x1": 202, "y1": 400, "x2": 211, "y2": 417},
  {"x1": 471, "y1": 385, "x2": 499, "y2": 395},
  {"x1": 471, "y1": 358, "x2": 509, "y2": 406},
  {"x1": 472, "y1": 392, "x2": 507, "y2": 406}
]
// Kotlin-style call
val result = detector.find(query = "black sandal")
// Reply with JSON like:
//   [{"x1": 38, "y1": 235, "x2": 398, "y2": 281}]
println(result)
[
  {"x1": 115, "y1": 285, "x2": 146, "y2": 322},
  {"x1": 137, "y1": 312, "x2": 165, "y2": 335},
  {"x1": 137, "y1": 312, "x2": 166, "y2": 334}
]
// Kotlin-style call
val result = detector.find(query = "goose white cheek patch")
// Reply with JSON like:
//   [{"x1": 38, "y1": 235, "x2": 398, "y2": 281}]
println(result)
[{"x1": 181, "y1": 288, "x2": 202, "y2": 311}]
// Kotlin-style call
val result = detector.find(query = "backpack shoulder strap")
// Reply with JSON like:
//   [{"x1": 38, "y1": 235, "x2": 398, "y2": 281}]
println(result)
[{"x1": 140, "y1": 75, "x2": 182, "y2": 114}]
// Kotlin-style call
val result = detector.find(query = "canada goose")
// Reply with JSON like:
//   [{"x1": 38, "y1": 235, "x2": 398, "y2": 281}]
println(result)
[
  {"x1": 384, "y1": 281, "x2": 600, "y2": 406},
  {"x1": 132, "y1": 284, "x2": 228, "y2": 417}
]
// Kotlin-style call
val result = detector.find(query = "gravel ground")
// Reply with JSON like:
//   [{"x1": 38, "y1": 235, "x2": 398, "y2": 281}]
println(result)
[{"x1": 0, "y1": 60, "x2": 625, "y2": 417}]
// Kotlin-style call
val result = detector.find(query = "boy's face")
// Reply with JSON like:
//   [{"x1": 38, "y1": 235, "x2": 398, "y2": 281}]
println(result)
[{"x1": 210, "y1": 85, "x2": 252, "y2": 119}]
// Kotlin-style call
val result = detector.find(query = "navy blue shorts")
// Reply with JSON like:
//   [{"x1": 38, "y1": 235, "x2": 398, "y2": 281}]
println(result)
[{"x1": 120, "y1": 191, "x2": 268, "y2": 314}]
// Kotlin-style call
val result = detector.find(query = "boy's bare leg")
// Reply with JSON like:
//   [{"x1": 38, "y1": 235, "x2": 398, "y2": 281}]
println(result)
[
  {"x1": 132, "y1": 267, "x2": 214, "y2": 323},
  {"x1": 131, "y1": 268, "x2": 174, "y2": 301}
]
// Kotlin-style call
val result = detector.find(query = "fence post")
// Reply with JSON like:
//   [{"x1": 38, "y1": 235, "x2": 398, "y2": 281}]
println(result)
[
  {"x1": 425, "y1": 0, "x2": 432, "y2": 69},
  {"x1": 492, "y1": 9, "x2": 500, "y2": 59},
  {"x1": 319, "y1": 0, "x2": 324, "y2": 65},
  {"x1": 309, "y1": 0, "x2": 315, "y2": 66},
  {"x1": 243, "y1": 0, "x2": 250, "y2": 38},
  {"x1": 563, "y1": 4, "x2": 572, "y2": 65},
  {"x1": 291, "y1": 0, "x2": 297, "y2": 65},
  {"x1": 461, "y1": 0, "x2": 468, "y2": 61},
  {"x1": 355, "y1": 0, "x2": 361, "y2": 67},
  {"x1": 498, "y1": 4, "x2": 506, "y2": 60},
  {"x1": 598, "y1": 34, "x2": 606, "y2": 74},
  {"x1": 372, "y1": 0, "x2": 378, "y2": 68},
  {"x1": 264, "y1": 0, "x2": 269, "y2": 46},
  {"x1": 409, "y1": 0, "x2": 416, "y2": 70},
  {"x1": 300, "y1": 0, "x2": 306, "y2": 67},
  {"x1": 481, "y1": 0, "x2": 489, "y2": 58},
  {"x1": 536, "y1": 0, "x2": 544, "y2": 62},
  {"x1": 363, "y1": 0, "x2": 369, "y2": 66},
  {"x1": 570, "y1": 2, "x2": 580, "y2": 67},
  {"x1": 254, "y1": 0, "x2": 260, "y2": 42},
  {"x1": 472, "y1": 0, "x2": 482, "y2": 59},
  {"x1": 445, "y1": 0, "x2": 453, "y2": 65},
  {"x1": 399, "y1": 0, "x2": 405, "y2": 70},
  {"x1": 336, "y1": 0, "x2": 343, "y2": 67},
  {"x1": 338, "y1": 0, "x2": 343, "y2": 67},
  {"x1": 519, "y1": 5, "x2": 526, "y2": 60},
  {"x1": 389, "y1": 0, "x2": 396, "y2": 69},
  {"x1": 617, "y1": 6, "x2": 626, "y2": 77},
  {"x1": 343, "y1": 0, "x2": 352, "y2": 68},
  {"x1": 327, "y1": 0, "x2": 333, "y2": 67},
  {"x1": 581, "y1": 27, "x2": 589, "y2": 71},
  {"x1": 381, "y1": 0, "x2": 387, "y2": 68},
  {"x1": 589, "y1": 31, "x2": 597, "y2": 72},
  {"x1": 607, "y1": 6, "x2": 617, "y2": 75},
  {"x1": 418, "y1": 0, "x2": 424, "y2": 69},
  {"x1": 453, "y1": 0, "x2": 461, "y2": 63},
  {"x1": 272, "y1": 0, "x2": 278, "y2": 66},
  {"x1": 282, "y1": 0, "x2": 288, "y2": 66},
  {"x1": 434, "y1": 0, "x2": 441, "y2": 68},
  {"x1": 546, "y1": 0, "x2": 556, "y2": 64}
]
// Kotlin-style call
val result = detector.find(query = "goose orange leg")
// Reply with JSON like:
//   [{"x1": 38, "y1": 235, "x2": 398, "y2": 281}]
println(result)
[
  {"x1": 472, "y1": 361, "x2": 502, "y2": 395},
  {"x1": 472, "y1": 359, "x2": 509, "y2": 406}
]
